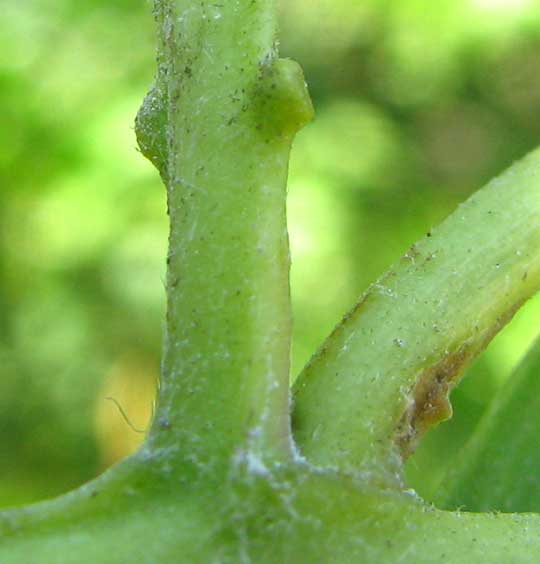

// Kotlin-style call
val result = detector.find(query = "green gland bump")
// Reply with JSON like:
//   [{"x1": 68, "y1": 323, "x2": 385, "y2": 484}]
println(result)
[
  {"x1": 135, "y1": 82, "x2": 169, "y2": 183},
  {"x1": 253, "y1": 58, "x2": 314, "y2": 139}
]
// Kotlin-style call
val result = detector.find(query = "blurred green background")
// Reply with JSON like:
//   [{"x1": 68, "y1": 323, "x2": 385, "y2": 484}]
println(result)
[{"x1": 1, "y1": 0, "x2": 540, "y2": 508}]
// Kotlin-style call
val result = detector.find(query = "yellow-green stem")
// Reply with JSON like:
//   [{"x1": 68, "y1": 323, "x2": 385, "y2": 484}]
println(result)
[{"x1": 137, "y1": 0, "x2": 313, "y2": 468}]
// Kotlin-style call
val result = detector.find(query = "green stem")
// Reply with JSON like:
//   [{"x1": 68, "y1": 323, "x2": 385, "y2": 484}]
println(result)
[
  {"x1": 292, "y1": 148, "x2": 540, "y2": 486},
  {"x1": 4, "y1": 4, "x2": 540, "y2": 561},
  {"x1": 137, "y1": 0, "x2": 313, "y2": 467}
]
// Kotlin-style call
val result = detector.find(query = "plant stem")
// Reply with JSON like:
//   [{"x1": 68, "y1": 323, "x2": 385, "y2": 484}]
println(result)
[
  {"x1": 137, "y1": 0, "x2": 313, "y2": 469},
  {"x1": 5, "y1": 3, "x2": 540, "y2": 561},
  {"x1": 293, "y1": 148, "x2": 540, "y2": 485}
]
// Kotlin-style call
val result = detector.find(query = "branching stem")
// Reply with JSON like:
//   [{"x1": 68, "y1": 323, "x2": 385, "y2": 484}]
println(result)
[{"x1": 293, "y1": 148, "x2": 540, "y2": 486}]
